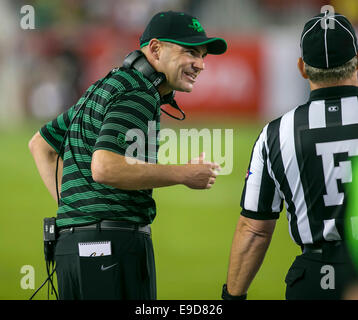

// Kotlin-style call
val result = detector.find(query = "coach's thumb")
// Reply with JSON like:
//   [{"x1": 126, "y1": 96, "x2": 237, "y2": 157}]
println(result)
[{"x1": 199, "y1": 152, "x2": 205, "y2": 161}]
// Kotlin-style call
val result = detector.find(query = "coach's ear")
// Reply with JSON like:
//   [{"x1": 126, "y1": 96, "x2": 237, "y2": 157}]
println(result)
[{"x1": 297, "y1": 57, "x2": 309, "y2": 79}]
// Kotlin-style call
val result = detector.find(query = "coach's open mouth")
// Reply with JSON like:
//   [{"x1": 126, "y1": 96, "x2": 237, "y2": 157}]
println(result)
[{"x1": 183, "y1": 72, "x2": 197, "y2": 83}]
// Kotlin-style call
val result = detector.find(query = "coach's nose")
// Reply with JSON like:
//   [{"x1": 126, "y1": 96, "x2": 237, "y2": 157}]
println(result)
[{"x1": 193, "y1": 56, "x2": 205, "y2": 73}]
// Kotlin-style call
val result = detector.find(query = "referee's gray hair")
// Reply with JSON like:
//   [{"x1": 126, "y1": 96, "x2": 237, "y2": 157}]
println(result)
[{"x1": 304, "y1": 56, "x2": 358, "y2": 83}]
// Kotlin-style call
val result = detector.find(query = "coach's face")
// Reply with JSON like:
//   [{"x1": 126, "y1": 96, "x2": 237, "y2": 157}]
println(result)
[
  {"x1": 148, "y1": 40, "x2": 207, "y2": 95},
  {"x1": 160, "y1": 42, "x2": 207, "y2": 92},
  {"x1": 160, "y1": 42, "x2": 207, "y2": 93}
]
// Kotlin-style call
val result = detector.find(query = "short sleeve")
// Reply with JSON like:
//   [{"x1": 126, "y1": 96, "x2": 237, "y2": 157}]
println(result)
[
  {"x1": 240, "y1": 125, "x2": 283, "y2": 220},
  {"x1": 94, "y1": 89, "x2": 159, "y2": 160},
  {"x1": 39, "y1": 105, "x2": 75, "y2": 155}
]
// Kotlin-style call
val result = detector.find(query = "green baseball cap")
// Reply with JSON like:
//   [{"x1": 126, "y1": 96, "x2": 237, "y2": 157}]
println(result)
[{"x1": 140, "y1": 11, "x2": 227, "y2": 55}]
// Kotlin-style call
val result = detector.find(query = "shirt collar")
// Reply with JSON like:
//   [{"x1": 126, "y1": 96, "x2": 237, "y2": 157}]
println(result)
[{"x1": 309, "y1": 85, "x2": 358, "y2": 101}]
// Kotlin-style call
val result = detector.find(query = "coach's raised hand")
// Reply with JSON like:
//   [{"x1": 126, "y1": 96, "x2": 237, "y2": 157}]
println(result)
[{"x1": 183, "y1": 152, "x2": 221, "y2": 189}]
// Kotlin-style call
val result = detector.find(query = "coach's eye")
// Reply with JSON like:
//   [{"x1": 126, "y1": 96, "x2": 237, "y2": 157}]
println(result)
[{"x1": 185, "y1": 49, "x2": 196, "y2": 56}]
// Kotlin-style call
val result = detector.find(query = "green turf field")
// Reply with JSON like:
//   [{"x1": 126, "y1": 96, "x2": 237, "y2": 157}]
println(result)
[{"x1": 0, "y1": 119, "x2": 301, "y2": 300}]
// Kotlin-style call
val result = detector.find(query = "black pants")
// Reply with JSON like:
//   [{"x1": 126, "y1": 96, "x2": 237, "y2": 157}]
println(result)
[
  {"x1": 285, "y1": 242, "x2": 358, "y2": 300},
  {"x1": 54, "y1": 228, "x2": 156, "y2": 300}
]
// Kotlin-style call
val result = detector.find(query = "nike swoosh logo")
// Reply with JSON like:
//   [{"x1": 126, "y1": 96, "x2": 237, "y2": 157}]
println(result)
[{"x1": 100, "y1": 263, "x2": 118, "y2": 271}]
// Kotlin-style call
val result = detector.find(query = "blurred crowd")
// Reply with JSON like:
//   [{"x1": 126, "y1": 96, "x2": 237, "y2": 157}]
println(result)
[{"x1": 0, "y1": 0, "x2": 357, "y2": 124}]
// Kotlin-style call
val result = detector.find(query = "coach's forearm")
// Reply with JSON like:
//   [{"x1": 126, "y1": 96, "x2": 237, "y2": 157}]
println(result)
[
  {"x1": 226, "y1": 215, "x2": 276, "y2": 296},
  {"x1": 91, "y1": 149, "x2": 216, "y2": 190},
  {"x1": 29, "y1": 131, "x2": 63, "y2": 201}
]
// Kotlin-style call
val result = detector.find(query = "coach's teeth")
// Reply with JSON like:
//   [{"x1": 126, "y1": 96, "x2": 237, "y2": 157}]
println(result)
[{"x1": 185, "y1": 72, "x2": 196, "y2": 81}]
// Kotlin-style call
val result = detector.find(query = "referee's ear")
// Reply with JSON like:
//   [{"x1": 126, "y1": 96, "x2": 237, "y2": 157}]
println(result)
[{"x1": 297, "y1": 57, "x2": 309, "y2": 80}]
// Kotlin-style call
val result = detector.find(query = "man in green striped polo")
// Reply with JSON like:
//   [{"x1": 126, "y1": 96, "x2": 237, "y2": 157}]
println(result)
[{"x1": 29, "y1": 11, "x2": 227, "y2": 300}]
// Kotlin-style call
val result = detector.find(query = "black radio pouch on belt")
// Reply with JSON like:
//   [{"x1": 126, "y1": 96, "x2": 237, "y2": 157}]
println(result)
[
  {"x1": 43, "y1": 217, "x2": 57, "y2": 262},
  {"x1": 30, "y1": 218, "x2": 59, "y2": 299}
]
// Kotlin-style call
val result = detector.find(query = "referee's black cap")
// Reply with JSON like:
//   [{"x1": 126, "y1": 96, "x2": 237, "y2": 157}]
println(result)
[
  {"x1": 140, "y1": 11, "x2": 227, "y2": 55},
  {"x1": 300, "y1": 12, "x2": 358, "y2": 69}
]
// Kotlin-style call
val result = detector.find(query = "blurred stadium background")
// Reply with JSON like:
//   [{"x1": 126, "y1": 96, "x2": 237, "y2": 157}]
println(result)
[{"x1": 0, "y1": 0, "x2": 357, "y2": 300}]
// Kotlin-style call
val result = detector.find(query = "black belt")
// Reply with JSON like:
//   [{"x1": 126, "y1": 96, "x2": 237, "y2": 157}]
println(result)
[
  {"x1": 302, "y1": 241, "x2": 343, "y2": 254},
  {"x1": 302, "y1": 244, "x2": 324, "y2": 254},
  {"x1": 302, "y1": 241, "x2": 351, "y2": 262},
  {"x1": 59, "y1": 220, "x2": 151, "y2": 236}
]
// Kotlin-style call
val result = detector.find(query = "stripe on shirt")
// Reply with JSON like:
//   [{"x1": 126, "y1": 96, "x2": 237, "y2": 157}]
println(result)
[
  {"x1": 267, "y1": 118, "x2": 302, "y2": 244},
  {"x1": 341, "y1": 96, "x2": 358, "y2": 126},
  {"x1": 308, "y1": 100, "x2": 326, "y2": 129},
  {"x1": 280, "y1": 108, "x2": 313, "y2": 244},
  {"x1": 243, "y1": 127, "x2": 268, "y2": 212}
]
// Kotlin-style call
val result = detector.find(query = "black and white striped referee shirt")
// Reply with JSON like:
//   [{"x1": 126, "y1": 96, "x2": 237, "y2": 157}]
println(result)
[{"x1": 241, "y1": 86, "x2": 358, "y2": 245}]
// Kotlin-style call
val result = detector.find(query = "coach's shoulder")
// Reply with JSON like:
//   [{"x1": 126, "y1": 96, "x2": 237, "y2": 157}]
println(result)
[{"x1": 111, "y1": 68, "x2": 157, "y2": 94}]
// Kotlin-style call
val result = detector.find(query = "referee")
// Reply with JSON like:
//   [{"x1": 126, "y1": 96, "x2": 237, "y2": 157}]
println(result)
[
  {"x1": 222, "y1": 12, "x2": 358, "y2": 300},
  {"x1": 29, "y1": 11, "x2": 226, "y2": 300}
]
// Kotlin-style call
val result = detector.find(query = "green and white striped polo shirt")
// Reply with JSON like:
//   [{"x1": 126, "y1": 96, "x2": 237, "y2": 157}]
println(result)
[{"x1": 40, "y1": 68, "x2": 161, "y2": 227}]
